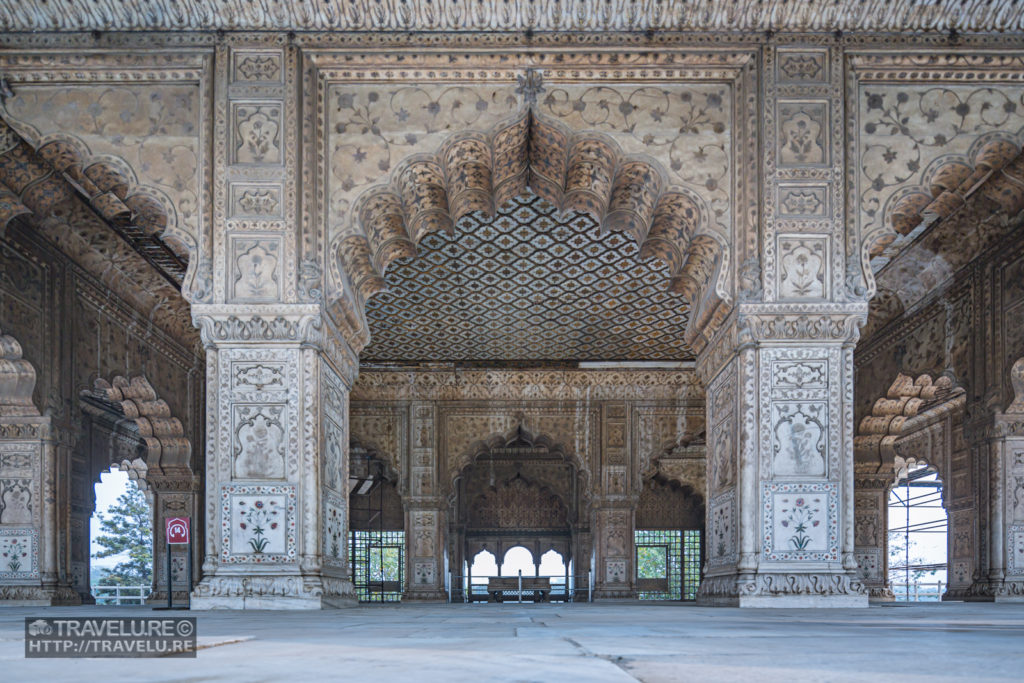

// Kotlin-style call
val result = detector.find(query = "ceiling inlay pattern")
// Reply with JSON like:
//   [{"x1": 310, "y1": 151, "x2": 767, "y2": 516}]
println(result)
[{"x1": 361, "y1": 194, "x2": 694, "y2": 362}]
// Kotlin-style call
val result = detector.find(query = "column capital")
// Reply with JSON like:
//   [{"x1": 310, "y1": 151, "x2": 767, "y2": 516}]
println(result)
[{"x1": 192, "y1": 303, "x2": 360, "y2": 387}]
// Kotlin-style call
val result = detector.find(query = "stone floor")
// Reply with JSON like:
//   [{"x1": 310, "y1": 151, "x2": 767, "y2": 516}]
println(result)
[{"x1": 2, "y1": 602, "x2": 1023, "y2": 681}]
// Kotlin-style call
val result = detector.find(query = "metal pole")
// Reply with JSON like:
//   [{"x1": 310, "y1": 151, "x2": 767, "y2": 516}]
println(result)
[
  {"x1": 186, "y1": 529, "x2": 193, "y2": 609},
  {"x1": 166, "y1": 540, "x2": 172, "y2": 609},
  {"x1": 905, "y1": 478, "x2": 910, "y2": 601},
  {"x1": 518, "y1": 569, "x2": 522, "y2": 604}
]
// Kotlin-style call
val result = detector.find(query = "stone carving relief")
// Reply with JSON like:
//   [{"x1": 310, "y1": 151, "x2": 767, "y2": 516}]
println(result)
[
  {"x1": 710, "y1": 421, "x2": 735, "y2": 493},
  {"x1": 604, "y1": 559, "x2": 627, "y2": 584},
  {"x1": 232, "y1": 405, "x2": 286, "y2": 480},
  {"x1": 0, "y1": 479, "x2": 32, "y2": 524},
  {"x1": 221, "y1": 484, "x2": 296, "y2": 563},
  {"x1": 854, "y1": 511, "x2": 879, "y2": 548},
  {"x1": 412, "y1": 511, "x2": 436, "y2": 558},
  {"x1": 2, "y1": 72, "x2": 205, "y2": 247},
  {"x1": 708, "y1": 491, "x2": 736, "y2": 567},
  {"x1": 323, "y1": 420, "x2": 345, "y2": 494},
  {"x1": 772, "y1": 403, "x2": 827, "y2": 477},
  {"x1": 322, "y1": 491, "x2": 345, "y2": 568},
  {"x1": 231, "y1": 184, "x2": 282, "y2": 218},
  {"x1": 468, "y1": 476, "x2": 567, "y2": 531},
  {"x1": 5, "y1": 1, "x2": 1024, "y2": 32},
  {"x1": 413, "y1": 560, "x2": 436, "y2": 585},
  {"x1": 854, "y1": 551, "x2": 881, "y2": 581},
  {"x1": 778, "y1": 101, "x2": 827, "y2": 166},
  {"x1": 232, "y1": 239, "x2": 281, "y2": 302},
  {"x1": 778, "y1": 184, "x2": 828, "y2": 218},
  {"x1": 234, "y1": 53, "x2": 282, "y2": 83},
  {"x1": 351, "y1": 369, "x2": 702, "y2": 403},
  {"x1": 348, "y1": 407, "x2": 403, "y2": 482},
  {"x1": 778, "y1": 237, "x2": 827, "y2": 300},
  {"x1": 233, "y1": 103, "x2": 282, "y2": 165},
  {"x1": 853, "y1": 74, "x2": 1024, "y2": 259},
  {"x1": 778, "y1": 51, "x2": 829, "y2": 84},
  {"x1": 1009, "y1": 526, "x2": 1024, "y2": 576},
  {"x1": 232, "y1": 363, "x2": 286, "y2": 393}
]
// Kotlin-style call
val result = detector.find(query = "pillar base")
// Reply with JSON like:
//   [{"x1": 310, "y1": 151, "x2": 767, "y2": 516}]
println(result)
[
  {"x1": 401, "y1": 590, "x2": 448, "y2": 602},
  {"x1": 0, "y1": 585, "x2": 81, "y2": 606},
  {"x1": 696, "y1": 572, "x2": 868, "y2": 608},
  {"x1": 191, "y1": 573, "x2": 355, "y2": 610}
]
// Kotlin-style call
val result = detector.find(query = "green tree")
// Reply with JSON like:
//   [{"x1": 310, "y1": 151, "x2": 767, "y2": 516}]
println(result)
[{"x1": 92, "y1": 485, "x2": 153, "y2": 586}]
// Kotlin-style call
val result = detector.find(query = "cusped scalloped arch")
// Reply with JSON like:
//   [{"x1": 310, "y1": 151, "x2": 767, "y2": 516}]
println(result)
[
  {"x1": 79, "y1": 375, "x2": 194, "y2": 489},
  {"x1": 874, "y1": 132, "x2": 1024, "y2": 255},
  {"x1": 331, "y1": 110, "x2": 730, "y2": 353}
]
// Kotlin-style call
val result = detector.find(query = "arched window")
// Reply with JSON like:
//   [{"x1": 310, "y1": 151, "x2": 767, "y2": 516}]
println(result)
[{"x1": 500, "y1": 546, "x2": 536, "y2": 577}]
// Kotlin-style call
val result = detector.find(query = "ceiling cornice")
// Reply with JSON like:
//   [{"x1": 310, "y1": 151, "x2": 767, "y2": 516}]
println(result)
[{"x1": 2, "y1": 0, "x2": 1023, "y2": 34}]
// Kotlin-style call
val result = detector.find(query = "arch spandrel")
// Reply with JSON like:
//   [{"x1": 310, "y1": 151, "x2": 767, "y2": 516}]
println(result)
[
  {"x1": 79, "y1": 375, "x2": 195, "y2": 488},
  {"x1": 323, "y1": 73, "x2": 738, "y2": 351}
]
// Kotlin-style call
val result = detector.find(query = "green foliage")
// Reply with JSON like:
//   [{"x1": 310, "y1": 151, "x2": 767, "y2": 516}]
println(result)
[
  {"x1": 92, "y1": 485, "x2": 153, "y2": 586},
  {"x1": 637, "y1": 545, "x2": 667, "y2": 579}
]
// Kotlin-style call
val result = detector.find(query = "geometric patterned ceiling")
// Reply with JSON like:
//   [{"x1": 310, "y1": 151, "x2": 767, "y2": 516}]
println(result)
[{"x1": 361, "y1": 193, "x2": 695, "y2": 363}]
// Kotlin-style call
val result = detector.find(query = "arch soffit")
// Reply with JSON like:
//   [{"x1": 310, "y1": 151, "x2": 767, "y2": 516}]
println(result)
[
  {"x1": 329, "y1": 108, "x2": 732, "y2": 352},
  {"x1": 866, "y1": 130, "x2": 1024, "y2": 298},
  {"x1": 0, "y1": 120, "x2": 197, "y2": 292},
  {"x1": 349, "y1": 437, "x2": 404, "y2": 495},
  {"x1": 0, "y1": 327, "x2": 41, "y2": 418},
  {"x1": 854, "y1": 372, "x2": 965, "y2": 482},
  {"x1": 78, "y1": 375, "x2": 193, "y2": 489},
  {"x1": 451, "y1": 423, "x2": 590, "y2": 501}
]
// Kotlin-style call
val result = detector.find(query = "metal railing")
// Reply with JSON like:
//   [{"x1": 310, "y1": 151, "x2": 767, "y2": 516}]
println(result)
[
  {"x1": 92, "y1": 585, "x2": 152, "y2": 605},
  {"x1": 890, "y1": 581, "x2": 944, "y2": 602},
  {"x1": 448, "y1": 571, "x2": 593, "y2": 603}
]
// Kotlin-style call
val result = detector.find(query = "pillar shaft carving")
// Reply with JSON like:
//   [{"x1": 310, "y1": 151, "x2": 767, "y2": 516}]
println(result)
[
  {"x1": 0, "y1": 328, "x2": 75, "y2": 604},
  {"x1": 190, "y1": 307, "x2": 358, "y2": 608}
]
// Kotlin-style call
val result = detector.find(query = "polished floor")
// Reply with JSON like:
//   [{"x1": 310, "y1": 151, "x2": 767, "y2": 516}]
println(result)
[{"x1": 2, "y1": 601, "x2": 1022, "y2": 682}]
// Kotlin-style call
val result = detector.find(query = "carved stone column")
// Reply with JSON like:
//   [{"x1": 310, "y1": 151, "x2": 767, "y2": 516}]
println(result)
[
  {"x1": 404, "y1": 401, "x2": 446, "y2": 600},
  {"x1": 694, "y1": 43, "x2": 868, "y2": 606},
  {"x1": 591, "y1": 504, "x2": 635, "y2": 599},
  {"x1": 148, "y1": 476, "x2": 201, "y2": 605},
  {"x1": 696, "y1": 312, "x2": 868, "y2": 607},
  {"x1": 972, "y1": 358, "x2": 1024, "y2": 601},
  {"x1": 190, "y1": 308, "x2": 357, "y2": 609},
  {"x1": 0, "y1": 329, "x2": 76, "y2": 604},
  {"x1": 853, "y1": 475, "x2": 894, "y2": 600}
]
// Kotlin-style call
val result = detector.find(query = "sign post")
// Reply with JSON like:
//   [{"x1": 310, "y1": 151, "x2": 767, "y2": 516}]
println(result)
[{"x1": 155, "y1": 517, "x2": 191, "y2": 610}]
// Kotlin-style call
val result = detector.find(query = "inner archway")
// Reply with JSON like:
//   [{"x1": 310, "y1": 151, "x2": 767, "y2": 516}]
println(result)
[
  {"x1": 349, "y1": 446, "x2": 405, "y2": 603},
  {"x1": 888, "y1": 461, "x2": 948, "y2": 601},
  {"x1": 90, "y1": 468, "x2": 153, "y2": 605},
  {"x1": 452, "y1": 426, "x2": 584, "y2": 603},
  {"x1": 635, "y1": 475, "x2": 705, "y2": 601}
]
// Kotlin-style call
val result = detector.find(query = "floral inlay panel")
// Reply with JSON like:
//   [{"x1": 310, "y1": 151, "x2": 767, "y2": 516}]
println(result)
[
  {"x1": 763, "y1": 482, "x2": 839, "y2": 562},
  {"x1": 0, "y1": 528, "x2": 38, "y2": 579},
  {"x1": 221, "y1": 484, "x2": 296, "y2": 564}
]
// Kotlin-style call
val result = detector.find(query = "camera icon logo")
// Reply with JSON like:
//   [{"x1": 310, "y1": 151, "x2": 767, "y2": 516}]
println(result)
[{"x1": 27, "y1": 619, "x2": 52, "y2": 636}]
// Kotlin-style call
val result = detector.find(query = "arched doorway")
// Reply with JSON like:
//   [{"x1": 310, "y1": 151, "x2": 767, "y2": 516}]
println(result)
[
  {"x1": 888, "y1": 461, "x2": 948, "y2": 601},
  {"x1": 90, "y1": 468, "x2": 153, "y2": 605},
  {"x1": 349, "y1": 445, "x2": 405, "y2": 602},
  {"x1": 451, "y1": 426, "x2": 585, "y2": 602},
  {"x1": 635, "y1": 475, "x2": 704, "y2": 601}
]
